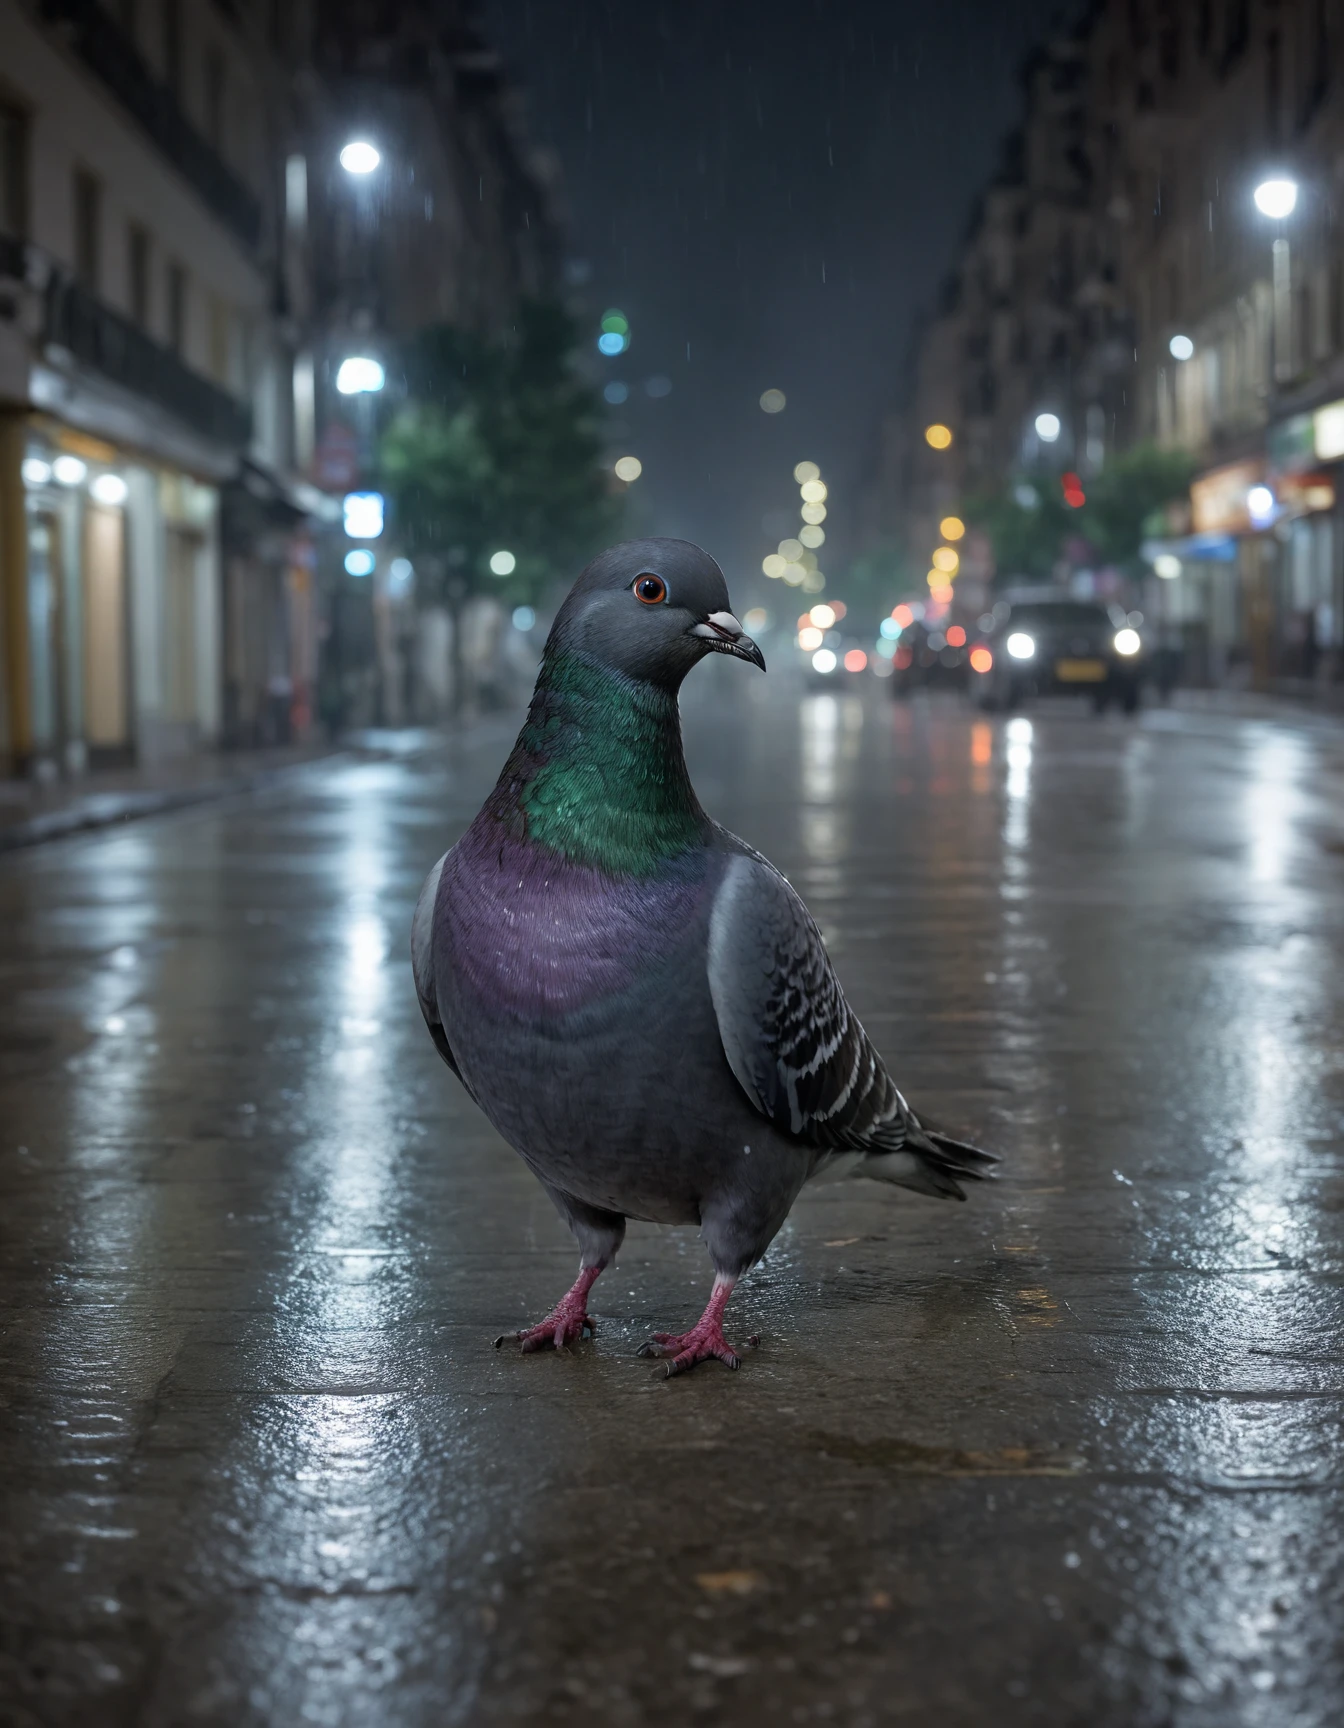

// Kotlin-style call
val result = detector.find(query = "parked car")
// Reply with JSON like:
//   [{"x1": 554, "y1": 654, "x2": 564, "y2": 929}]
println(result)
[{"x1": 974, "y1": 600, "x2": 1145, "y2": 713}]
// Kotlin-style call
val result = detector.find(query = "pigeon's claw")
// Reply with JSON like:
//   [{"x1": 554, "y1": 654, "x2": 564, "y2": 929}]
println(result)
[
  {"x1": 637, "y1": 1277, "x2": 756, "y2": 1376},
  {"x1": 496, "y1": 1264, "x2": 602, "y2": 1355}
]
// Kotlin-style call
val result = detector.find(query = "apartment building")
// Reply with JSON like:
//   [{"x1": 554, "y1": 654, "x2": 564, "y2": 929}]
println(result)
[
  {"x1": 0, "y1": 0, "x2": 562, "y2": 774},
  {"x1": 888, "y1": 0, "x2": 1344, "y2": 695}
]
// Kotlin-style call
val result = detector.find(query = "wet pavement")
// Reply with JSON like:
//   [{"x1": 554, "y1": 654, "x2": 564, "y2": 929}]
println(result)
[{"x1": 2, "y1": 672, "x2": 1343, "y2": 1727}]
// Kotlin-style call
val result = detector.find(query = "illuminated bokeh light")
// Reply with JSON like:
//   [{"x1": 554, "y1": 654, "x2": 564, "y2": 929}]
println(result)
[
  {"x1": 799, "y1": 479, "x2": 828, "y2": 504},
  {"x1": 800, "y1": 501, "x2": 827, "y2": 524},
  {"x1": 798, "y1": 523, "x2": 825, "y2": 548},
  {"x1": 924, "y1": 423, "x2": 952, "y2": 449},
  {"x1": 843, "y1": 649, "x2": 867, "y2": 672},
  {"x1": 809, "y1": 604, "x2": 836, "y2": 629},
  {"x1": 811, "y1": 648, "x2": 837, "y2": 673},
  {"x1": 614, "y1": 455, "x2": 643, "y2": 482},
  {"x1": 946, "y1": 625, "x2": 967, "y2": 647},
  {"x1": 798, "y1": 625, "x2": 824, "y2": 651},
  {"x1": 940, "y1": 516, "x2": 965, "y2": 540},
  {"x1": 932, "y1": 546, "x2": 959, "y2": 573},
  {"x1": 762, "y1": 553, "x2": 788, "y2": 579},
  {"x1": 760, "y1": 388, "x2": 787, "y2": 413},
  {"x1": 778, "y1": 537, "x2": 804, "y2": 561},
  {"x1": 794, "y1": 460, "x2": 820, "y2": 484}
]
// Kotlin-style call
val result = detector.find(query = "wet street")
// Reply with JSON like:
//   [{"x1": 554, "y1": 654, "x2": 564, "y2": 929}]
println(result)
[{"x1": 2, "y1": 674, "x2": 1343, "y2": 1727}]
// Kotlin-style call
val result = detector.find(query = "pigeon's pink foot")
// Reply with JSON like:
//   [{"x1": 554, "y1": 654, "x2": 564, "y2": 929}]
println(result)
[
  {"x1": 496, "y1": 1264, "x2": 601, "y2": 1354},
  {"x1": 637, "y1": 1277, "x2": 759, "y2": 1377}
]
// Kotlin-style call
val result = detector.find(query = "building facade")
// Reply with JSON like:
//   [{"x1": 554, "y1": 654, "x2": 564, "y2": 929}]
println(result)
[
  {"x1": 886, "y1": 0, "x2": 1344, "y2": 697},
  {"x1": 0, "y1": 0, "x2": 561, "y2": 777}
]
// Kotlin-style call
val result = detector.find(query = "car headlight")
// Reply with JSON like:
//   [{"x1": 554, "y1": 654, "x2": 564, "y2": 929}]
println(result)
[
  {"x1": 1113, "y1": 628, "x2": 1141, "y2": 657},
  {"x1": 1005, "y1": 631, "x2": 1036, "y2": 660}
]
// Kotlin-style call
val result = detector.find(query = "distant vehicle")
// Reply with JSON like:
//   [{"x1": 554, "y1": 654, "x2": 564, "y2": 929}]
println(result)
[
  {"x1": 889, "y1": 621, "x2": 970, "y2": 697},
  {"x1": 973, "y1": 600, "x2": 1144, "y2": 713}
]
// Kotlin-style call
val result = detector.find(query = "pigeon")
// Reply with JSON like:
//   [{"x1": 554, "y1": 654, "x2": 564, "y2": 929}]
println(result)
[{"x1": 413, "y1": 538, "x2": 995, "y2": 1374}]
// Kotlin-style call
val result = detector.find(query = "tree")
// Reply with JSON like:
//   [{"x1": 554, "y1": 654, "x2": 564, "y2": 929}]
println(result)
[
  {"x1": 1077, "y1": 443, "x2": 1196, "y2": 570},
  {"x1": 966, "y1": 443, "x2": 1196, "y2": 584},
  {"x1": 842, "y1": 539, "x2": 919, "y2": 632},
  {"x1": 380, "y1": 300, "x2": 620, "y2": 708}
]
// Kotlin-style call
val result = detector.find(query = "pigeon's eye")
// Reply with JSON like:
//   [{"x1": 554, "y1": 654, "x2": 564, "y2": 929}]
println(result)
[{"x1": 634, "y1": 574, "x2": 667, "y2": 605}]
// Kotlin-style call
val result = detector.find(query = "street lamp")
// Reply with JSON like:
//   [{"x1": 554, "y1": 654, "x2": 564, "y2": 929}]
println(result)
[
  {"x1": 1034, "y1": 412, "x2": 1061, "y2": 443},
  {"x1": 335, "y1": 356, "x2": 385, "y2": 395},
  {"x1": 339, "y1": 140, "x2": 381, "y2": 175},
  {"x1": 1253, "y1": 176, "x2": 1299, "y2": 384},
  {"x1": 1253, "y1": 178, "x2": 1297, "y2": 219}
]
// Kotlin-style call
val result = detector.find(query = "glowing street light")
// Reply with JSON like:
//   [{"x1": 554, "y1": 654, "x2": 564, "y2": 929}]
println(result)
[
  {"x1": 1034, "y1": 412, "x2": 1061, "y2": 443},
  {"x1": 1169, "y1": 334, "x2": 1194, "y2": 360},
  {"x1": 924, "y1": 423, "x2": 952, "y2": 449},
  {"x1": 1254, "y1": 178, "x2": 1300, "y2": 385},
  {"x1": 489, "y1": 550, "x2": 517, "y2": 576},
  {"x1": 339, "y1": 141, "x2": 381, "y2": 175},
  {"x1": 1254, "y1": 178, "x2": 1298, "y2": 219},
  {"x1": 336, "y1": 356, "x2": 385, "y2": 394},
  {"x1": 939, "y1": 515, "x2": 965, "y2": 540},
  {"x1": 614, "y1": 455, "x2": 642, "y2": 482}
]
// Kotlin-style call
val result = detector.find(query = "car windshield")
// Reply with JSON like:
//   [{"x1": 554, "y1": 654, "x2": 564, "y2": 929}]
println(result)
[{"x1": 1003, "y1": 605, "x2": 1111, "y2": 630}]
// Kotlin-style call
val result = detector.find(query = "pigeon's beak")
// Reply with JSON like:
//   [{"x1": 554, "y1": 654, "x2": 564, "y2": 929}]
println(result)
[{"x1": 688, "y1": 610, "x2": 766, "y2": 671}]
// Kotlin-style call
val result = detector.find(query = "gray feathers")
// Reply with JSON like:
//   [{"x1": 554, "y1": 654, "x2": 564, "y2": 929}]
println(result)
[{"x1": 707, "y1": 849, "x2": 995, "y2": 1199}]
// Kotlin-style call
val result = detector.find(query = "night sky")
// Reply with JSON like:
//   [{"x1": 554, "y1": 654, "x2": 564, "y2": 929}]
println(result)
[{"x1": 484, "y1": 0, "x2": 1074, "y2": 607}]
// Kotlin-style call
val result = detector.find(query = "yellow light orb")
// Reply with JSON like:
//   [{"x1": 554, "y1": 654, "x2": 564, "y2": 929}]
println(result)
[
  {"x1": 798, "y1": 523, "x2": 825, "y2": 548},
  {"x1": 808, "y1": 603, "x2": 836, "y2": 628},
  {"x1": 802, "y1": 570, "x2": 826, "y2": 593},
  {"x1": 939, "y1": 515, "x2": 966, "y2": 541},
  {"x1": 798, "y1": 625, "x2": 824, "y2": 651},
  {"x1": 800, "y1": 501, "x2": 827, "y2": 524},
  {"x1": 782, "y1": 562, "x2": 806, "y2": 585},
  {"x1": 762, "y1": 553, "x2": 787, "y2": 579},
  {"x1": 793, "y1": 460, "x2": 820, "y2": 484},
  {"x1": 799, "y1": 479, "x2": 828, "y2": 504},
  {"x1": 778, "y1": 537, "x2": 803, "y2": 562},
  {"x1": 614, "y1": 455, "x2": 642, "y2": 482},
  {"x1": 931, "y1": 546, "x2": 960, "y2": 573},
  {"x1": 924, "y1": 423, "x2": 953, "y2": 450}
]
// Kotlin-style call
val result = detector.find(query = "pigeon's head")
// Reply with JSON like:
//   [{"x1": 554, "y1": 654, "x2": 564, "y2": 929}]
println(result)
[{"x1": 547, "y1": 538, "x2": 765, "y2": 690}]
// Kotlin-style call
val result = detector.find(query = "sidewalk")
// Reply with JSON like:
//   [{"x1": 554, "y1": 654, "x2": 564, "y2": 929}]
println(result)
[
  {"x1": 0, "y1": 729, "x2": 440, "y2": 853},
  {"x1": 1164, "y1": 685, "x2": 1344, "y2": 735}
]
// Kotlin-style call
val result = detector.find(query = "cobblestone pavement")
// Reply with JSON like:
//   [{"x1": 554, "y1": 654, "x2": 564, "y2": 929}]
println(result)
[{"x1": 2, "y1": 673, "x2": 1343, "y2": 1727}]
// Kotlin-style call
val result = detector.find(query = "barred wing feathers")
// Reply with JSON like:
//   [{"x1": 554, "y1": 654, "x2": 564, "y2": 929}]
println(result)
[{"x1": 707, "y1": 851, "x2": 995, "y2": 1199}]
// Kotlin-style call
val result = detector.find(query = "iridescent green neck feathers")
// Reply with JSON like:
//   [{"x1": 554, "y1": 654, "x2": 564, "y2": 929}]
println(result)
[{"x1": 489, "y1": 650, "x2": 706, "y2": 876}]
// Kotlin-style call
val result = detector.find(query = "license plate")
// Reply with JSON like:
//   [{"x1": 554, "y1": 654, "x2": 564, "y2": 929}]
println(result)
[{"x1": 1055, "y1": 658, "x2": 1106, "y2": 682}]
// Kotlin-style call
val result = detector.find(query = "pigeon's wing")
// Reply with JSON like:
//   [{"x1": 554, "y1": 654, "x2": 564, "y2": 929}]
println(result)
[
  {"x1": 411, "y1": 850, "x2": 465, "y2": 1084},
  {"x1": 707, "y1": 850, "x2": 903, "y2": 1148},
  {"x1": 707, "y1": 850, "x2": 996, "y2": 1196}
]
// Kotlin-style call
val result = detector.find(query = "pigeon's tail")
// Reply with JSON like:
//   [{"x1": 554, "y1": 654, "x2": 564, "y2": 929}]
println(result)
[{"x1": 859, "y1": 1116, "x2": 999, "y2": 1202}]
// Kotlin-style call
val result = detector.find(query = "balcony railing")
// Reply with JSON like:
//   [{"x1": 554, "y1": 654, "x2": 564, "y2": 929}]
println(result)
[
  {"x1": 39, "y1": 0, "x2": 261, "y2": 249},
  {"x1": 43, "y1": 267, "x2": 252, "y2": 449}
]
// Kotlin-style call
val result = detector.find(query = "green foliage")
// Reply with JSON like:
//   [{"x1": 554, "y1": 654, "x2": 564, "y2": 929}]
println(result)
[
  {"x1": 965, "y1": 483, "x2": 1072, "y2": 582},
  {"x1": 1077, "y1": 444, "x2": 1197, "y2": 568},
  {"x1": 380, "y1": 300, "x2": 620, "y2": 607},
  {"x1": 966, "y1": 444, "x2": 1196, "y2": 582},
  {"x1": 842, "y1": 540, "x2": 917, "y2": 629}
]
